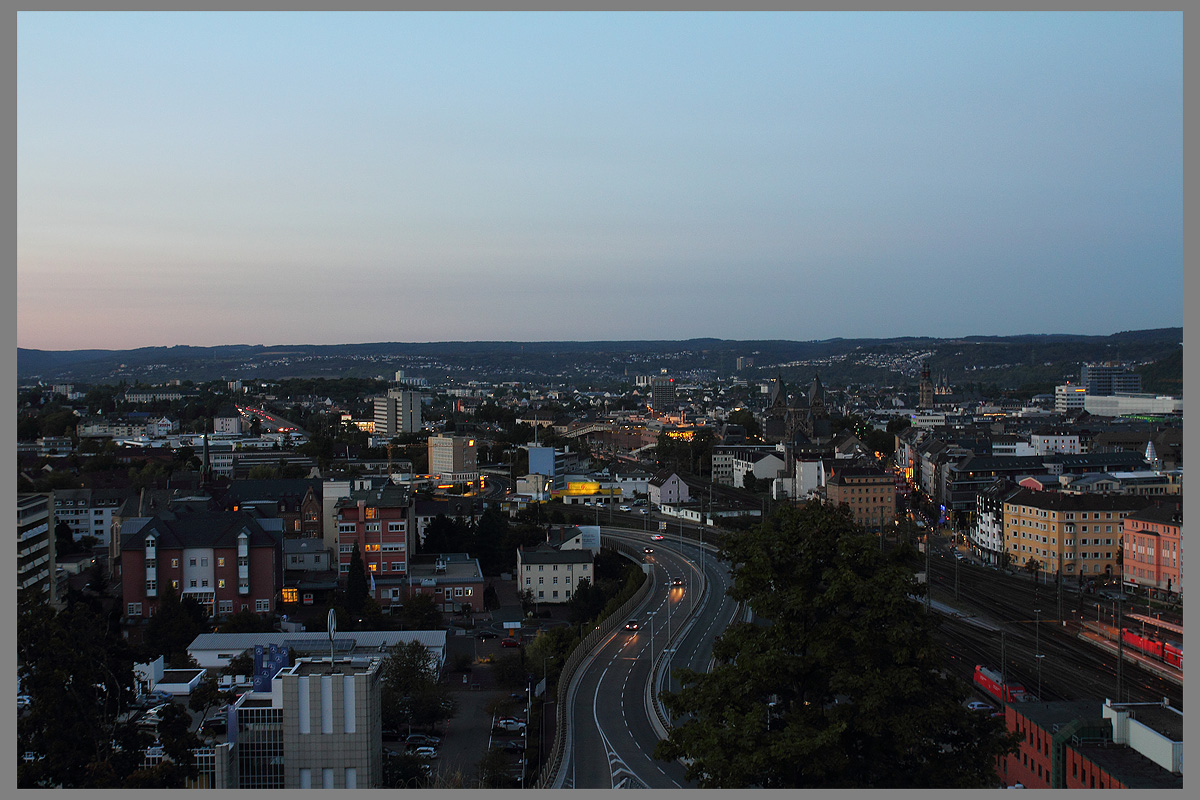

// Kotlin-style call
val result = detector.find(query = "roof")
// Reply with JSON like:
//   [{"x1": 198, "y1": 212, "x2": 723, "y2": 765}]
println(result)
[
  {"x1": 1003, "y1": 488, "x2": 1153, "y2": 514},
  {"x1": 1073, "y1": 743, "x2": 1182, "y2": 788},
  {"x1": 283, "y1": 538, "x2": 331, "y2": 555},
  {"x1": 1124, "y1": 500, "x2": 1182, "y2": 526},
  {"x1": 518, "y1": 544, "x2": 593, "y2": 565},
  {"x1": 121, "y1": 511, "x2": 280, "y2": 551},
  {"x1": 188, "y1": 630, "x2": 447, "y2": 655}
]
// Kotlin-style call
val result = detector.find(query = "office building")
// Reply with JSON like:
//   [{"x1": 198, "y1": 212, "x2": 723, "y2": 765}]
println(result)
[
  {"x1": 427, "y1": 434, "x2": 478, "y2": 484},
  {"x1": 1080, "y1": 364, "x2": 1142, "y2": 396},
  {"x1": 373, "y1": 389, "x2": 422, "y2": 439}
]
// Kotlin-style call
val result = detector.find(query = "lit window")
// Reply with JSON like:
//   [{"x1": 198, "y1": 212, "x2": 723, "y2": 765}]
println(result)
[{"x1": 282, "y1": 588, "x2": 298, "y2": 603}]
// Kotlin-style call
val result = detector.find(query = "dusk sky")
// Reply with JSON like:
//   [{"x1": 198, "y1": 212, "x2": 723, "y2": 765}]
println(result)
[{"x1": 17, "y1": 11, "x2": 1182, "y2": 351}]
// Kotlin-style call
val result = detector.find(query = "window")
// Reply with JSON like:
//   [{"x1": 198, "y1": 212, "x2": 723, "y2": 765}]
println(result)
[
  {"x1": 172, "y1": 580, "x2": 179, "y2": 589},
  {"x1": 525, "y1": 577, "x2": 531, "y2": 586},
  {"x1": 339, "y1": 544, "x2": 353, "y2": 553},
  {"x1": 365, "y1": 522, "x2": 381, "y2": 533},
  {"x1": 388, "y1": 522, "x2": 404, "y2": 532},
  {"x1": 339, "y1": 523, "x2": 356, "y2": 534},
  {"x1": 218, "y1": 579, "x2": 226, "y2": 589},
  {"x1": 201, "y1": 580, "x2": 209, "y2": 587},
  {"x1": 539, "y1": 577, "x2": 544, "y2": 584},
  {"x1": 339, "y1": 564, "x2": 349, "y2": 573},
  {"x1": 190, "y1": 580, "x2": 197, "y2": 588},
  {"x1": 282, "y1": 588, "x2": 298, "y2": 603},
  {"x1": 464, "y1": 587, "x2": 472, "y2": 596},
  {"x1": 190, "y1": 558, "x2": 196, "y2": 566},
  {"x1": 238, "y1": 557, "x2": 248, "y2": 567},
  {"x1": 255, "y1": 599, "x2": 270, "y2": 612},
  {"x1": 201, "y1": 558, "x2": 208, "y2": 567},
  {"x1": 127, "y1": 603, "x2": 142, "y2": 616},
  {"x1": 219, "y1": 600, "x2": 233, "y2": 614},
  {"x1": 145, "y1": 558, "x2": 157, "y2": 570},
  {"x1": 454, "y1": 587, "x2": 463, "y2": 597},
  {"x1": 171, "y1": 558, "x2": 179, "y2": 568},
  {"x1": 392, "y1": 562, "x2": 404, "y2": 571},
  {"x1": 365, "y1": 507, "x2": 377, "y2": 519},
  {"x1": 241, "y1": 604, "x2": 249, "y2": 611},
  {"x1": 217, "y1": 557, "x2": 225, "y2": 567}
]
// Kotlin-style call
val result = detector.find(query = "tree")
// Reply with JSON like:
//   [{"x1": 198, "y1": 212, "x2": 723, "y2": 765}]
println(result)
[
  {"x1": 346, "y1": 543, "x2": 370, "y2": 614},
  {"x1": 141, "y1": 583, "x2": 208, "y2": 666},
  {"x1": 1024, "y1": 558, "x2": 1042, "y2": 584},
  {"x1": 217, "y1": 609, "x2": 274, "y2": 633},
  {"x1": 654, "y1": 503, "x2": 1018, "y2": 788},
  {"x1": 395, "y1": 592, "x2": 443, "y2": 631},
  {"x1": 380, "y1": 640, "x2": 455, "y2": 734}
]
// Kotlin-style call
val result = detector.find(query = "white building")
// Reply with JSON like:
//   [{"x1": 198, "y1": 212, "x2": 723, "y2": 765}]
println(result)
[
  {"x1": 1055, "y1": 384, "x2": 1087, "y2": 413},
  {"x1": 1083, "y1": 394, "x2": 1182, "y2": 417}
]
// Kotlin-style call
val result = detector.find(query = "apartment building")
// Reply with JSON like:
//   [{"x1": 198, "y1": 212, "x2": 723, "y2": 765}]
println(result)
[
  {"x1": 824, "y1": 463, "x2": 896, "y2": 530},
  {"x1": 18, "y1": 493, "x2": 57, "y2": 606},
  {"x1": 334, "y1": 483, "x2": 414, "y2": 608},
  {"x1": 1121, "y1": 500, "x2": 1182, "y2": 596},
  {"x1": 517, "y1": 543, "x2": 594, "y2": 604},
  {"x1": 1002, "y1": 488, "x2": 1151, "y2": 578},
  {"x1": 372, "y1": 388, "x2": 422, "y2": 439}
]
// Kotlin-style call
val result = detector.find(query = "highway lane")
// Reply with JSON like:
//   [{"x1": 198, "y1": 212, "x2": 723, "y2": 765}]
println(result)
[{"x1": 557, "y1": 526, "x2": 740, "y2": 788}]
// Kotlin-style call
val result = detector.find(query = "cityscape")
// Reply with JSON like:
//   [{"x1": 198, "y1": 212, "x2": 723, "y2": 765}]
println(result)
[{"x1": 15, "y1": 11, "x2": 1182, "y2": 792}]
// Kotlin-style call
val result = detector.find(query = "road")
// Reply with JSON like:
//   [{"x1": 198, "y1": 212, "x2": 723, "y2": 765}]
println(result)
[{"x1": 556, "y1": 526, "x2": 740, "y2": 788}]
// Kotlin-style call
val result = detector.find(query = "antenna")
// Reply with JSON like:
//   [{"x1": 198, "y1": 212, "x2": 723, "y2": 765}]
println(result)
[{"x1": 327, "y1": 608, "x2": 337, "y2": 668}]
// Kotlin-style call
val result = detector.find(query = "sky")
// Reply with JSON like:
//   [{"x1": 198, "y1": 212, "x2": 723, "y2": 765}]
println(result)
[{"x1": 17, "y1": 11, "x2": 1183, "y2": 351}]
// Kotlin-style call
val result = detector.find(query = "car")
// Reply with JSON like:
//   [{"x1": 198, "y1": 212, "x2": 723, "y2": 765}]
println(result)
[
  {"x1": 200, "y1": 715, "x2": 227, "y2": 735},
  {"x1": 476, "y1": 631, "x2": 499, "y2": 640},
  {"x1": 954, "y1": 552, "x2": 965, "y2": 560},
  {"x1": 135, "y1": 691, "x2": 173, "y2": 708},
  {"x1": 494, "y1": 719, "x2": 526, "y2": 733},
  {"x1": 670, "y1": 578, "x2": 684, "y2": 587},
  {"x1": 643, "y1": 547, "x2": 654, "y2": 554},
  {"x1": 651, "y1": 534, "x2": 664, "y2": 541},
  {"x1": 641, "y1": 509, "x2": 650, "y2": 515},
  {"x1": 405, "y1": 733, "x2": 442, "y2": 748},
  {"x1": 966, "y1": 701, "x2": 994, "y2": 713},
  {"x1": 383, "y1": 747, "x2": 401, "y2": 759},
  {"x1": 413, "y1": 746, "x2": 439, "y2": 759},
  {"x1": 137, "y1": 704, "x2": 169, "y2": 728},
  {"x1": 619, "y1": 505, "x2": 631, "y2": 512},
  {"x1": 500, "y1": 637, "x2": 520, "y2": 648},
  {"x1": 624, "y1": 620, "x2": 640, "y2": 631},
  {"x1": 503, "y1": 739, "x2": 525, "y2": 753},
  {"x1": 382, "y1": 728, "x2": 401, "y2": 741}
]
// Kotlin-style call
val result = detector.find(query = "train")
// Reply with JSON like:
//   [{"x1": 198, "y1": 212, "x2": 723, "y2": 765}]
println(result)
[
  {"x1": 973, "y1": 665, "x2": 1032, "y2": 704},
  {"x1": 1120, "y1": 629, "x2": 1183, "y2": 670}
]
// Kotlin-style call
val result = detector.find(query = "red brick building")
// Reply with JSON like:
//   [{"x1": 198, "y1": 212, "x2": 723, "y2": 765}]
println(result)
[
  {"x1": 998, "y1": 699, "x2": 1181, "y2": 789},
  {"x1": 120, "y1": 511, "x2": 283, "y2": 622}
]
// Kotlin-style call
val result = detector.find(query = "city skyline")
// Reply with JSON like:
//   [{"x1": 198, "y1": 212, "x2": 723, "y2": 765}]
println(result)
[{"x1": 18, "y1": 11, "x2": 1182, "y2": 351}]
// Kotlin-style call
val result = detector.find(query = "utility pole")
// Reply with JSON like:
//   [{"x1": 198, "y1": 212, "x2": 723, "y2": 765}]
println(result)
[{"x1": 1115, "y1": 598, "x2": 1124, "y2": 703}]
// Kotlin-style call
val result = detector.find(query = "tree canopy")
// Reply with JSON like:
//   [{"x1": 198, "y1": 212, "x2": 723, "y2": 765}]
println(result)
[{"x1": 654, "y1": 502, "x2": 1018, "y2": 788}]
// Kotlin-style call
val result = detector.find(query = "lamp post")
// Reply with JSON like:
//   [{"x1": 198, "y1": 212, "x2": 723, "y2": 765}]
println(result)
[{"x1": 1034, "y1": 608, "x2": 1042, "y2": 698}]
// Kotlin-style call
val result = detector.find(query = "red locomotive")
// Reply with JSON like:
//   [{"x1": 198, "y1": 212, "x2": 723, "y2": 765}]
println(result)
[
  {"x1": 973, "y1": 665, "x2": 1031, "y2": 704},
  {"x1": 1121, "y1": 628, "x2": 1183, "y2": 670}
]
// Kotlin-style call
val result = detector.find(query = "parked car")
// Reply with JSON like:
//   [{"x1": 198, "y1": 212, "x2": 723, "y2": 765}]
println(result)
[
  {"x1": 500, "y1": 638, "x2": 520, "y2": 648},
  {"x1": 135, "y1": 690, "x2": 173, "y2": 708},
  {"x1": 641, "y1": 509, "x2": 650, "y2": 515},
  {"x1": 200, "y1": 715, "x2": 227, "y2": 735},
  {"x1": 476, "y1": 631, "x2": 499, "y2": 640},
  {"x1": 413, "y1": 746, "x2": 439, "y2": 759},
  {"x1": 137, "y1": 704, "x2": 169, "y2": 728},
  {"x1": 966, "y1": 701, "x2": 994, "y2": 713},
  {"x1": 405, "y1": 733, "x2": 441, "y2": 748},
  {"x1": 503, "y1": 739, "x2": 525, "y2": 753},
  {"x1": 494, "y1": 719, "x2": 526, "y2": 734},
  {"x1": 623, "y1": 620, "x2": 640, "y2": 631}
]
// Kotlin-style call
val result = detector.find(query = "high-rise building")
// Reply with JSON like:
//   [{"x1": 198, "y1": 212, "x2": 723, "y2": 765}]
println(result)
[
  {"x1": 373, "y1": 389, "x2": 422, "y2": 439},
  {"x1": 18, "y1": 493, "x2": 57, "y2": 606},
  {"x1": 427, "y1": 434, "x2": 478, "y2": 484},
  {"x1": 649, "y1": 375, "x2": 675, "y2": 411},
  {"x1": 1081, "y1": 364, "x2": 1142, "y2": 396}
]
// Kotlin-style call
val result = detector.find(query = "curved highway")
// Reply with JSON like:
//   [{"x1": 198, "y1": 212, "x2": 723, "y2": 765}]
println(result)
[{"x1": 556, "y1": 526, "x2": 741, "y2": 788}]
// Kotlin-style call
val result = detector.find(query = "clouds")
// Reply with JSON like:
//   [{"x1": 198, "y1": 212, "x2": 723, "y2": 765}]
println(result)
[{"x1": 18, "y1": 12, "x2": 1182, "y2": 349}]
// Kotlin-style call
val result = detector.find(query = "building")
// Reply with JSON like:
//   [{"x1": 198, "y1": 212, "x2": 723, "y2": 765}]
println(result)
[
  {"x1": 18, "y1": 493, "x2": 57, "y2": 607},
  {"x1": 51, "y1": 487, "x2": 128, "y2": 545},
  {"x1": 1002, "y1": 488, "x2": 1151, "y2": 579},
  {"x1": 1083, "y1": 393, "x2": 1183, "y2": 417},
  {"x1": 1062, "y1": 470, "x2": 1181, "y2": 497},
  {"x1": 187, "y1": 630, "x2": 447, "y2": 673},
  {"x1": 648, "y1": 471, "x2": 690, "y2": 508},
  {"x1": 517, "y1": 544, "x2": 594, "y2": 604},
  {"x1": 1121, "y1": 500, "x2": 1182, "y2": 597},
  {"x1": 1054, "y1": 384, "x2": 1087, "y2": 414},
  {"x1": 281, "y1": 538, "x2": 339, "y2": 608},
  {"x1": 999, "y1": 699, "x2": 1181, "y2": 789},
  {"x1": 213, "y1": 406, "x2": 244, "y2": 435},
  {"x1": 372, "y1": 388, "x2": 422, "y2": 439},
  {"x1": 426, "y1": 434, "x2": 478, "y2": 485},
  {"x1": 334, "y1": 483, "x2": 414, "y2": 608},
  {"x1": 1081, "y1": 363, "x2": 1143, "y2": 396},
  {"x1": 221, "y1": 479, "x2": 323, "y2": 540},
  {"x1": 1030, "y1": 430, "x2": 1083, "y2": 456},
  {"x1": 824, "y1": 462, "x2": 897, "y2": 530},
  {"x1": 406, "y1": 552, "x2": 485, "y2": 613},
  {"x1": 918, "y1": 361, "x2": 934, "y2": 409},
  {"x1": 120, "y1": 511, "x2": 284, "y2": 622},
  {"x1": 648, "y1": 374, "x2": 676, "y2": 412},
  {"x1": 972, "y1": 480, "x2": 1018, "y2": 566}
]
